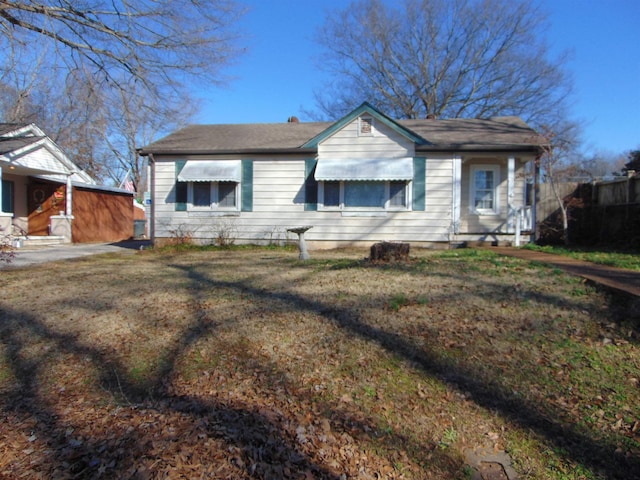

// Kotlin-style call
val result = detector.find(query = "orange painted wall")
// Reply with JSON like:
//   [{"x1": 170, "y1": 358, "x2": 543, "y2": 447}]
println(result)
[{"x1": 71, "y1": 186, "x2": 134, "y2": 242}]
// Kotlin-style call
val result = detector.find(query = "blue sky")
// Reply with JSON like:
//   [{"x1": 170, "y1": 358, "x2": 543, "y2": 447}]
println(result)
[{"x1": 196, "y1": 0, "x2": 639, "y2": 155}]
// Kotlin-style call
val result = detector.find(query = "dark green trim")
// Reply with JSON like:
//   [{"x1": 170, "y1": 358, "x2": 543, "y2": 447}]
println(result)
[
  {"x1": 302, "y1": 102, "x2": 427, "y2": 148},
  {"x1": 175, "y1": 160, "x2": 187, "y2": 211},
  {"x1": 1, "y1": 179, "x2": 14, "y2": 213},
  {"x1": 304, "y1": 158, "x2": 318, "y2": 211},
  {"x1": 412, "y1": 157, "x2": 426, "y2": 211},
  {"x1": 241, "y1": 159, "x2": 253, "y2": 212}
]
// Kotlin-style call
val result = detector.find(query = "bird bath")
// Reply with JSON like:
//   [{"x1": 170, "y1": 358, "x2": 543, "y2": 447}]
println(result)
[{"x1": 287, "y1": 226, "x2": 313, "y2": 260}]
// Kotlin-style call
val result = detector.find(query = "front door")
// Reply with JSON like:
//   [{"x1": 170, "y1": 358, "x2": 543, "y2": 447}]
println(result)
[{"x1": 27, "y1": 182, "x2": 65, "y2": 235}]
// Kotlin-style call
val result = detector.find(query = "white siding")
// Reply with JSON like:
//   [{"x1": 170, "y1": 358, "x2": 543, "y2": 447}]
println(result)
[
  {"x1": 152, "y1": 152, "x2": 458, "y2": 246},
  {"x1": 318, "y1": 118, "x2": 415, "y2": 158}
]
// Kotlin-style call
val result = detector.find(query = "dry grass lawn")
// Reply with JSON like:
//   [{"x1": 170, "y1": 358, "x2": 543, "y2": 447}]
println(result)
[{"x1": 0, "y1": 246, "x2": 639, "y2": 479}]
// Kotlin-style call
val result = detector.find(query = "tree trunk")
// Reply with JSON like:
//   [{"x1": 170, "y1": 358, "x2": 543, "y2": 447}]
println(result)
[
  {"x1": 550, "y1": 177, "x2": 570, "y2": 245},
  {"x1": 369, "y1": 242, "x2": 410, "y2": 262}
]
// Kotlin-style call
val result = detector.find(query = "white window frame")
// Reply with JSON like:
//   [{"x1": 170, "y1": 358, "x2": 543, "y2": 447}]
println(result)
[
  {"x1": 470, "y1": 165, "x2": 500, "y2": 215},
  {"x1": 187, "y1": 181, "x2": 239, "y2": 211},
  {"x1": 358, "y1": 116, "x2": 375, "y2": 137},
  {"x1": 319, "y1": 180, "x2": 411, "y2": 211}
]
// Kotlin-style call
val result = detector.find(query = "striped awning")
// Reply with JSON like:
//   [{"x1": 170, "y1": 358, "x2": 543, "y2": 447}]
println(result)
[
  {"x1": 314, "y1": 158, "x2": 413, "y2": 181},
  {"x1": 177, "y1": 160, "x2": 241, "y2": 182}
]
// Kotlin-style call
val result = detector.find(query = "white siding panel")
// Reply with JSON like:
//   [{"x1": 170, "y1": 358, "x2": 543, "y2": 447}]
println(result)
[
  {"x1": 253, "y1": 160, "x2": 306, "y2": 211},
  {"x1": 153, "y1": 152, "x2": 453, "y2": 244},
  {"x1": 425, "y1": 159, "x2": 453, "y2": 222},
  {"x1": 319, "y1": 118, "x2": 415, "y2": 159},
  {"x1": 153, "y1": 153, "x2": 535, "y2": 245}
]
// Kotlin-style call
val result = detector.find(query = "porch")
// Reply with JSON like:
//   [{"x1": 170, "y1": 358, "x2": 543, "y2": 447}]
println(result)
[
  {"x1": 1, "y1": 174, "x2": 75, "y2": 245},
  {"x1": 1, "y1": 123, "x2": 81, "y2": 246}
]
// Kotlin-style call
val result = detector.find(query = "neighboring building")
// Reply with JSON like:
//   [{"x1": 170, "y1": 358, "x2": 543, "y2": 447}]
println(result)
[
  {"x1": 0, "y1": 123, "x2": 139, "y2": 244},
  {"x1": 139, "y1": 102, "x2": 543, "y2": 248}
]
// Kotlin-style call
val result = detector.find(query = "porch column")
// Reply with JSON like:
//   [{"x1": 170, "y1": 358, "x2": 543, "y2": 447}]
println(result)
[
  {"x1": 66, "y1": 174, "x2": 73, "y2": 216},
  {"x1": 507, "y1": 156, "x2": 515, "y2": 234},
  {"x1": 452, "y1": 155, "x2": 462, "y2": 234},
  {"x1": 533, "y1": 157, "x2": 540, "y2": 241},
  {"x1": 148, "y1": 154, "x2": 156, "y2": 243}
]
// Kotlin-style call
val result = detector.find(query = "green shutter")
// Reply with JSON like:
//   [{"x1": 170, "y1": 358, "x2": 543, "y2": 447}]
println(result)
[
  {"x1": 241, "y1": 159, "x2": 253, "y2": 212},
  {"x1": 2, "y1": 180, "x2": 14, "y2": 213},
  {"x1": 304, "y1": 158, "x2": 318, "y2": 211},
  {"x1": 175, "y1": 160, "x2": 187, "y2": 211},
  {"x1": 413, "y1": 157, "x2": 426, "y2": 211}
]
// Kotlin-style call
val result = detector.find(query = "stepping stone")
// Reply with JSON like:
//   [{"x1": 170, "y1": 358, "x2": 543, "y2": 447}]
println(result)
[{"x1": 464, "y1": 447, "x2": 518, "y2": 480}]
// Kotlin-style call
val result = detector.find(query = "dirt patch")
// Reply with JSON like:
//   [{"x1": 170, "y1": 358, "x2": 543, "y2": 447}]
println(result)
[{"x1": 0, "y1": 247, "x2": 638, "y2": 479}]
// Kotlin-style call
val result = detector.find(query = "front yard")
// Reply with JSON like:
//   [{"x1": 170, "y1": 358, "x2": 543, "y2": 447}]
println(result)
[{"x1": 0, "y1": 247, "x2": 638, "y2": 479}]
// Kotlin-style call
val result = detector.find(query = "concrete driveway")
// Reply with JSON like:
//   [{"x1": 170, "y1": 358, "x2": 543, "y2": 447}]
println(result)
[{"x1": 0, "y1": 240, "x2": 151, "y2": 269}]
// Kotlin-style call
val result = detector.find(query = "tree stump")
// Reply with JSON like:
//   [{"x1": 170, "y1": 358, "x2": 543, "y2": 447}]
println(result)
[{"x1": 369, "y1": 242, "x2": 410, "y2": 262}]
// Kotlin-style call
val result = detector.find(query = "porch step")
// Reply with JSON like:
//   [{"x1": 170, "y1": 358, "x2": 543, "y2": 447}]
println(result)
[{"x1": 14, "y1": 236, "x2": 67, "y2": 248}]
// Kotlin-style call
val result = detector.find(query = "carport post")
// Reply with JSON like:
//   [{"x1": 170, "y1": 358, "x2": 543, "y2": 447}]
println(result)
[
  {"x1": 66, "y1": 175, "x2": 73, "y2": 216},
  {"x1": 515, "y1": 208, "x2": 521, "y2": 247}
]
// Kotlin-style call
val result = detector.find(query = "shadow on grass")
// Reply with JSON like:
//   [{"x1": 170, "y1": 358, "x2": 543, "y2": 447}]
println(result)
[
  {"x1": 1, "y1": 251, "x2": 637, "y2": 478},
  {"x1": 0, "y1": 260, "x2": 465, "y2": 478},
  {"x1": 170, "y1": 262, "x2": 639, "y2": 479},
  {"x1": 0, "y1": 306, "x2": 349, "y2": 478}
]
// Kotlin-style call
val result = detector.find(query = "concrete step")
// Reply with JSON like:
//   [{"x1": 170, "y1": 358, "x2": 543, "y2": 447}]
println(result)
[{"x1": 14, "y1": 236, "x2": 67, "y2": 248}]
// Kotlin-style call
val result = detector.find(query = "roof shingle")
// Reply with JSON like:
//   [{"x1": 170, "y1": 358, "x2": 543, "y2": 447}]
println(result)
[{"x1": 139, "y1": 116, "x2": 543, "y2": 155}]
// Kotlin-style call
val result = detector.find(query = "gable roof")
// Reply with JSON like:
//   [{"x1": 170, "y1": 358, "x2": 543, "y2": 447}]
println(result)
[
  {"x1": 139, "y1": 107, "x2": 544, "y2": 156},
  {"x1": 0, "y1": 123, "x2": 46, "y2": 155},
  {"x1": 406, "y1": 116, "x2": 542, "y2": 151},
  {"x1": 0, "y1": 135, "x2": 44, "y2": 155},
  {"x1": 302, "y1": 102, "x2": 427, "y2": 148},
  {"x1": 0, "y1": 123, "x2": 32, "y2": 136},
  {"x1": 139, "y1": 122, "x2": 328, "y2": 155},
  {"x1": 0, "y1": 123, "x2": 98, "y2": 183}
]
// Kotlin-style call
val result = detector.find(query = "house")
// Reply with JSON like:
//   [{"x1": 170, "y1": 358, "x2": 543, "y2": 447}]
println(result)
[
  {"x1": 0, "y1": 123, "x2": 141, "y2": 245},
  {"x1": 139, "y1": 102, "x2": 544, "y2": 248}
]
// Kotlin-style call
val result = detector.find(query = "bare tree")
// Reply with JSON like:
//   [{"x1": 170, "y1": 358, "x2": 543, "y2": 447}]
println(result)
[
  {"x1": 103, "y1": 85, "x2": 197, "y2": 194},
  {"x1": 0, "y1": 37, "x2": 52, "y2": 123},
  {"x1": 580, "y1": 151, "x2": 628, "y2": 180},
  {"x1": 313, "y1": 0, "x2": 573, "y2": 133},
  {"x1": 0, "y1": 64, "x2": 112, "y2": 178},
  {"x1": 0, "y1": 0, "x2": 246, "y2": 182},
  {"x1": 0, "y1": 0, "x2": 245, "y2": 94},
  {"x1": 537, "y1": 123, "x2": 582, "y2": 245}
]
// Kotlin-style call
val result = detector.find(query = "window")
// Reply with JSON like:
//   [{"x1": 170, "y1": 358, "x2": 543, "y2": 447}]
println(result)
[
  {"x1": 188, "y1": 181, "x2": 238, "y2": 210},
  {"x1": 345, "y1": 181, "x2": 385, "y2": 207},
  {"x1": 320, "y1": 180, "x2": 409, "y2": 210},
  {"x1": 1, "y1": 180, "x2": 14, "y2": 213},
  {"x1": 470, "y1": 165, "x2": 500, "y2": 214},
  {"x1": 389, "y1": 181, "x2": 406, "y2": 207},
  {"x1": 324, "y1": 181, "x2": 340, "y2": 207},
  {"x1": 218, "y1": 182, "x2": 236, "y2": 207},
  {"x1": 359, "y1": 116, "x2": 374, "y2": 136},
  {"x1": 193, "y1": 182, "x2": 211, "y2": 207}
]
